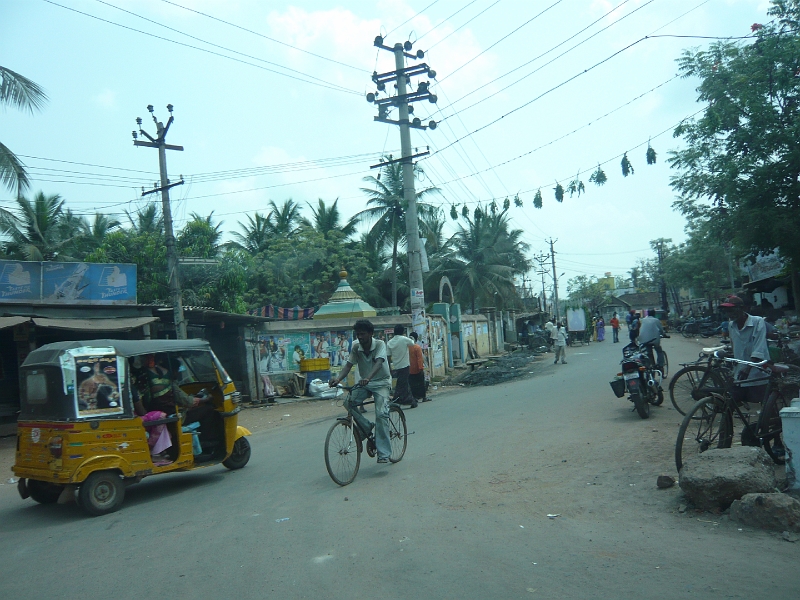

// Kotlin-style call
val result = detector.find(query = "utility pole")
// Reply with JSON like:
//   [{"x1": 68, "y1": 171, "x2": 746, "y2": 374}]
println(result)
[
  {"x1": 548, "y1": 239, "x2": 561, "y2": 322},
  {"x1": 133, "y1": 104, "x2": 187, "y2": 339},
  {"x1": 655, "y1": 240, "x2": 669, "y2": 313},
  {"x1": 368, "y1": 36, "x2": 437, "y2": 337},
  {"x1": 533, "y1": 253, "x2": 549, "y2": 315}
]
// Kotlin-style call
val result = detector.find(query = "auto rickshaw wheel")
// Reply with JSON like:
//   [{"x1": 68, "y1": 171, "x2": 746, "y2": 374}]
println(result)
[
  {"x1": 78, "y1": 470, "x2": 125, "y2": 516},
  {"x1": 223, "y1": 437, "x2": 251, "y2": 470},
  {"x1": 27, "y1": 479, "x2": 64, "y2": 504}
]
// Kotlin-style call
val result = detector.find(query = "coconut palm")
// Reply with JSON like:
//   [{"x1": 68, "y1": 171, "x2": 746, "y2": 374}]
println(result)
[
  {"x1": 431, "y1": 208, "x2": 531, "y2": 313},
  {"x1": 126, "y1": 204, "x2": 163, "y2": 235},
  {"x1": 229, "y1": 212, "x2": 272, "y2": 255},
  {"x1": 1, "y1": 66, "x2": 48, "y2": 196},
  {"x1": 177, "y1": 212, "x2": 223, "y2": 258},
  {"x1": 301, "y1": 198, "x2": 357, "y2": 238},
  {"x1": 356, "y1": 160, "x2": 439, "y2": 307},
  {"x1": 0, "y1": 191, "x2": 78, "y2": 260},
  {"x1": 266, "y1": 199, "x2": 302, "y2": 237}
]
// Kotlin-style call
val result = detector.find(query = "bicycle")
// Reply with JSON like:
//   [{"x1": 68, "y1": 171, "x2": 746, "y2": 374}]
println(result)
[
  {"x1": 674, "y1": 354, "x2": 797, "y2": 472},
  {"x1": 668, "y1": 344, "x2": 731, "y2": 416},
  {"x1": 324, "y1": 384, "x2": 408, "y2": 486}
]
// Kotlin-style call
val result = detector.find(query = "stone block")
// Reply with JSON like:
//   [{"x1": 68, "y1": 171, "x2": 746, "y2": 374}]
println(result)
[
  {"x1": 679, "y1": 446, "x2": 777, "y2": 510},
  {"x1": 730, "y1": 493, "x2": 800, "y2": 533}
]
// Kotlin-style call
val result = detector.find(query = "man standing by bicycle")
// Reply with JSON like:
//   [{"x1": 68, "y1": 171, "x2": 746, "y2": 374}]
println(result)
[
  {"x1": 329, "y1": 319, "x2": 393, "y2": 464},
  {"x1": 721, "y1": 295, "x2": 771, "y2": 405}
]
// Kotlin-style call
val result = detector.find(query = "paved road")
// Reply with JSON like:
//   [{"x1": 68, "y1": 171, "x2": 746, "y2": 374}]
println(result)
[{"x1": 1, "y1": 335, "x2": 798, "y2": 599}]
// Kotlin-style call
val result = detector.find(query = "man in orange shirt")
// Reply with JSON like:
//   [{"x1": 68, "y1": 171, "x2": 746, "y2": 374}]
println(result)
[
  {"x1": 408, "y1": 331, "x2": 428, "y2": 402},
  {"x1": 610, "y1": 312, "x2": 621, "y2": 343}
]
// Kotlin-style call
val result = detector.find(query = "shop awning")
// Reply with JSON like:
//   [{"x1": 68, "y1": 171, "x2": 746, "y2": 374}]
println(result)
[
  {"x1": 31, "y1": 316, "x2": 159, "y2": 331},
  {"x1": 0, "y1": 316, "x2": 30, "y2": 330}
]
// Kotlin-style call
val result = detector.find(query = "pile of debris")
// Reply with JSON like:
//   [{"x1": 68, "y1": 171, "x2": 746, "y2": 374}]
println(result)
[{"x1": 444, "y1": 350, "x2": 542, "y2": 387}]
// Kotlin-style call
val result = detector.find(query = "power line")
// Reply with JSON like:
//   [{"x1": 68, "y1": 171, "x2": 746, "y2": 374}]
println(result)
[
  {"x1": 417, "y1": 0, "x2": 480, "y2": 41},
  {"x1": 93, "y1": 0, "x2": 360, "y2": 94},
  {"x1": 428, "y1": 0, "x2": 502, "y2": 51},
  {"x1": 438, "y1": 0, "x2": 564, "y2": 85},
  {"x1": 434, "y1": 0, "x2": 652, "y2": 122},
  {"x1": 385, "y1": 0, "x2": 441, "y2": 38},
  {"x1": 42, "y1": 0, "x2": 362, "y2": 96},
  {"x1": 159, "y1": 0, "x2": 369, "y2": 73}
]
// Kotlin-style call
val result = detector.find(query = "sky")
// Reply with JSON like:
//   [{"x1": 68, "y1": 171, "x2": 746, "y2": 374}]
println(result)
[{"x1": 0, "y1": 0, "x2": 772, "y2": 301}]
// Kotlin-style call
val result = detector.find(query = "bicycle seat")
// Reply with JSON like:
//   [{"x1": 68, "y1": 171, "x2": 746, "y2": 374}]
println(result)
[
  {"x1": 771, "y1": 363, "x2": 791, "y2": 374},
  {"x1": 702, "y1": 345, "x2": 726, "y2": 354}
]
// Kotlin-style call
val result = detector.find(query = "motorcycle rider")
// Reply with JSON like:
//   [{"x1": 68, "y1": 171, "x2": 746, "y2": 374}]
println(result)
[{"x1": 637, "y1": 308, "x2": 666, "y2": 370}]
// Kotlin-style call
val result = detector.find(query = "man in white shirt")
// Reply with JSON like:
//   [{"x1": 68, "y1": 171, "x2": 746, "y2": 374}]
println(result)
[
  {"x1": 386, "y1": 324, "x2": 417, "y2": 408},
  {"x1": 329, "y1": 319, "x2": 393, "y2": 463},
  {"x1": 545, "y1": 318, "x2": 557, "y2": 351}
]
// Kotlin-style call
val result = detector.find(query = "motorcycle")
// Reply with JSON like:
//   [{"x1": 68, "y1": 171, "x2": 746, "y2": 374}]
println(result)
[{"x1": 609, "y1": 341, "x2": 666, "y2": 419}]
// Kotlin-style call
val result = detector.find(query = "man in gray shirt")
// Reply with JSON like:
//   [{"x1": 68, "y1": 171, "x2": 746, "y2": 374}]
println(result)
[
  {"x1": 330, "y1": 319, "x2": 393, "y2": 463},
  {"x1": 637, "y1": 308, "x2": 666, "y2": 370},
  {"x1": 721, "y1": 295, "x2": 771, "y2": 404}
]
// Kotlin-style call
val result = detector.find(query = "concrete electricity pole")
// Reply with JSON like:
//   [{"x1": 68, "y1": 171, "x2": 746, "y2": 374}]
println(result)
[
  {"x1": 368, "y1": 36, "x2": 437, "y2": 335},
  {"x1": 133, "y1": 104, "x2": 187, "y2": 339},
  {"x1": 548, "y1": 239, "x2": 561, "y2": 322},
  {"x1": 534, "y1": 253, "x2": 549, "y2": 315}
]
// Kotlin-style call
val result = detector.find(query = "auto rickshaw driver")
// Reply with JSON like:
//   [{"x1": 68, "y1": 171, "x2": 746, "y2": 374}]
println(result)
[{"x1": 140, "y1": 354, "x2": 215, "y2": 429}]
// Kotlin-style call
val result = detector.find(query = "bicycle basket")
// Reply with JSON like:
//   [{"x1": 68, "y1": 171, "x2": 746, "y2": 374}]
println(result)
[{"x1": 609, "y1": 377, "x2": 626, "y2": 398}]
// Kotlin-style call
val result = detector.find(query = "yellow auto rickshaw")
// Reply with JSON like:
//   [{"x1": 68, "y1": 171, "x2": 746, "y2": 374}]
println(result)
[{"x1": 13, "y1": 339, "x2": 251, "y2": 516}]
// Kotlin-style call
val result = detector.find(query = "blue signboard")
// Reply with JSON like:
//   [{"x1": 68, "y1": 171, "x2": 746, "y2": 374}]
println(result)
[{"x1": 0, "y1": 260, "x2": 137, "y2": 305}]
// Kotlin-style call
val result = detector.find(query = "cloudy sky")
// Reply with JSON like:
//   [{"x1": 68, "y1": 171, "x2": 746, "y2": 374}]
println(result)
[{"x1": 1, "y1": 0, "x2": 771, "y2": 296}]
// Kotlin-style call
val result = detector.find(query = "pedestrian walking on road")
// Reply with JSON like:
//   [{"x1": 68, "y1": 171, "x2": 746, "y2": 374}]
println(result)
[
  {"x1": 408, "y1": 331, "x2": 428, "y2": 402},
  {"x1": 610, "y1": 313, "x2": 620, "y2": 343},
  {"x1": 554, "y1": 323, "x2": 568, "y2": 364},
  {"x1": 596, "y1": 317, "x2": 605, "y2": 341},
  {"x1": 387, "y1": 324, "x2": 417, "y2": 408}
]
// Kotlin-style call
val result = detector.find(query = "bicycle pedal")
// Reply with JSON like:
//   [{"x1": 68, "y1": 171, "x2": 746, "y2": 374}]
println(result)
[{"x1": 366, "y1": 436, "x2": 377, "y2": 458}]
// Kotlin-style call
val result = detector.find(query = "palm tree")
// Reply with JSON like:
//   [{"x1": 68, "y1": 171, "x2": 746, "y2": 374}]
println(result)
[
  {"x1": 177, "y1": 212, "x2": 223, "y2": 258},
  {"x1": 301, "y1": 198, "x2": 357, "y2": 238},
  {"x1": 266, "y1": 199, "x2": 302, "y2": 236},
  {"x1": 431, "y1": 208, "x2": 530, "y2": 313},
  {"x1": 0, "y1": 191, "x2": 77, "y2": 260},
  {"x1": 1, "y1": 66, "x2": 48, "y2": 196},
  {"x1": 356, "y1": 161, "x2": 439, "y2": 307},
  {"x1": 229, "y1": 212, "x2": 272, "y2": 255},
  {"x1": 126, "y1": 204, "x2": 163, "y2": 234}
]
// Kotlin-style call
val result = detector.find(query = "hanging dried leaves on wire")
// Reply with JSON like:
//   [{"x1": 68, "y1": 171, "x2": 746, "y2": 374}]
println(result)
[
  {"x1": 489, "y1": 200, "x2": 498, "y2": 214},
  {"x1": 533, "y1": 189, "x2": 543, "y2": 209},
  {"x1": 461, "y1": 205, "x2": 469, "y2": 219},
  {"x1": 646, "y1": 143, "x2": 657, "y2": 165},
  {"x1": 620, "y1": 152, "x2": 634, "y2": 177},
  {"x1": 474, "y1": 205, "x2": 483, "y2": 220},
  {"x1": 513, "y1": 194, "x2": 522, "y2": 208},
  {"x1": 589, "y1": 164, "x2": 607, "y2": 186},
  {"x1": 554, "y1": 182, "x2": 564, "y2": 202},
  {"x1": 450, "y1": 204, "x2": 459, "y2": 220},
  {"x1": 566, "y1": 171, "x2": 585, "y2": 198},
  {"x1": 503, "y1": 197, "x2": 510, "y2": 211}
]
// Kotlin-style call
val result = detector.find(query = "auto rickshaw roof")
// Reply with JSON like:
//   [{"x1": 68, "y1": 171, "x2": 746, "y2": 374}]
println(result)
[{"x1": 22, "y1": 338, "x2": 212, "y2": 368}]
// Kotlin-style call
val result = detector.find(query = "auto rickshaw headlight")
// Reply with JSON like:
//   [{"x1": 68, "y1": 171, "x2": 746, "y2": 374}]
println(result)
[{"x1": 49, "y1": 436, "x2": 63, "y2": 459}]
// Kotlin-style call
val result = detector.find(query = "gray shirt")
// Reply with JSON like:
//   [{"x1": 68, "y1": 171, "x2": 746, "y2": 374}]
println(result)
[
  {"x1": 348, "y1": 337, "x2": 391, "y2": 387},
  {"x1": 729, "y1": 314, "x2": 770, "y2": 384},
  {"x1": 638, "y1": 316, "x2": 664, "y2": 345}
]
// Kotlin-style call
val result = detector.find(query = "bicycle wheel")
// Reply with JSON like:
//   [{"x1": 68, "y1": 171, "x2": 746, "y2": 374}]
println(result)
[
  {"x1": 324, "y1": 420, "x2": 361, "y2": 486},
  {"x1": 758, "y1": 391, "x2": 790, "y2": 465},
  {"x1": 669, "y1": 365, "x2": 723, "y2": 416},
  {"x1": 660, "y1": 351, "x2": 669, "y2": 379},
  {"x1": 681, "y1": 325, "x2": 693, "y2": 338},
  {"x1": 675, "y1": 396, "x2": 733, "y2": 473},
  {"x1": 387, "y1": 405, "x2": 407, "y2": 463}
]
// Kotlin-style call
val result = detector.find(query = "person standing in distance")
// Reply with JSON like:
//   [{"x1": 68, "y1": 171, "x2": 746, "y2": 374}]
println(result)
[
  {"x1": 387, "y1": 324, "x2": 417, "y2": 408},
  {"x1": 329, "y1": 320, "x2": 393, "y2": 463},
  {"x1": 408, "y1": 331, "x2": 428, "y2": 402},
  {"x1": 610, "y1": 312, "x2": 620, "y2": 343},
  {"x1": 554, "y1": 322, "x2": 568, "y2": 364}
]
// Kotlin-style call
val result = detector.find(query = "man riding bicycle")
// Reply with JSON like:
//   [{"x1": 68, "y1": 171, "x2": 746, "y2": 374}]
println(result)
[{"x1": 329, "y1": 319, "x2": 393, "y2": 464}]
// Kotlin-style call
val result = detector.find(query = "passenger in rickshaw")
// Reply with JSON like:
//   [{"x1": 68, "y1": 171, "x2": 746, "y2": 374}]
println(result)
[{"x1": 142, "y1": 354, "x2": 214, "y2": 427}]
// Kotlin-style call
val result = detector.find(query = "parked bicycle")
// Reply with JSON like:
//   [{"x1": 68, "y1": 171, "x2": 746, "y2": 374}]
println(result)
[
  {"x1": 668, "y1": 344, "x2": 731, "y2": 416},
  {"x1": 324, "y1": 384, "x2": 408, "y2": 486},
  {"x1": 674, "y1": 353, "x2": 798, "y2": 472}
]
